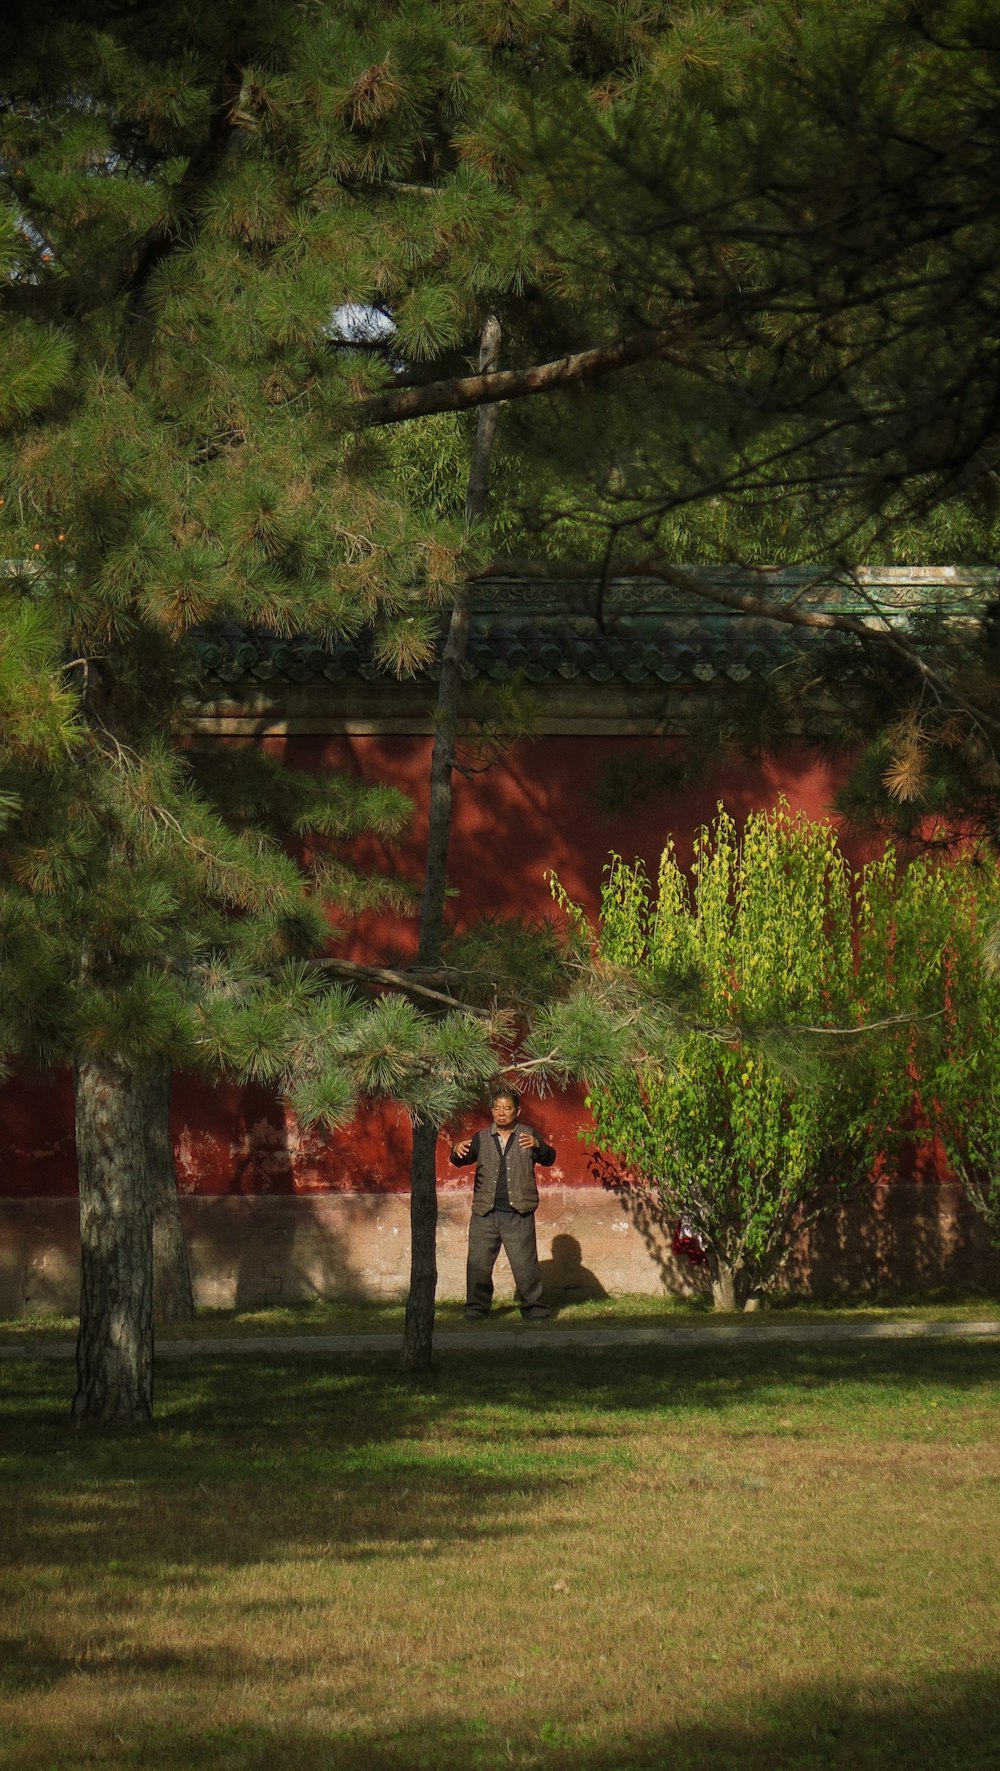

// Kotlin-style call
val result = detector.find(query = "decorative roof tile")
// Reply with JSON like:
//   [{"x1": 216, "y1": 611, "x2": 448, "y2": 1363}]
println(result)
[{"x1": 193, "y1": 568, "x2": 993, "y2": 691}]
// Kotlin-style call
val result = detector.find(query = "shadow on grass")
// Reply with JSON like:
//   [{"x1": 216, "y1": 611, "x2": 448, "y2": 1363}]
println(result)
[
  {"x1": 1, "y1": 1468, "x2": 554, "y2": 1583},
  {"x1": 0, "y1": 1630, "x2": 348, "y2": 1690},
  {"x1": 3, "y1": 1668, "x2": 1000, "y2": 1769},
  {"x1": 3, "y1": 1346, "x2": 1000, "y2": 1769},
  {"x1": 4, "y1": 1337, "x2": 1000, "y2": 1446},
  {"x1": 0, "y1": 1341, "x2": 997, "y2": 1574}
]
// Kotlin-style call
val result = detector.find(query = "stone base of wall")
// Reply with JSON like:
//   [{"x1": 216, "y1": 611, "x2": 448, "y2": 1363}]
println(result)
[{"x1": 2, "y1": 1183, "x2": 998, "y2": 1318}]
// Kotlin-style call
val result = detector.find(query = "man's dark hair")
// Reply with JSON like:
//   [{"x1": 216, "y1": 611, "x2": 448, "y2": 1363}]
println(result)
[{"x1": 489, "y1": 1084, "x2": 520, "y2": 1110}]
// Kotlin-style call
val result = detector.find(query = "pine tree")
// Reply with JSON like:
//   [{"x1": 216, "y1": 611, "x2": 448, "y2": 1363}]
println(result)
[
  {"x1": 7, "y1": 0, "x2": 749, "y2": 1415},
  {"x1": 0, "y1": 0, "x2": 543, "y2": 1421},
  {"x1": 364, "y1": 1, "x2": 1000, "y2": 567},
  {"x1": 358, "y1": 2, "x2": 1000, "y2": 855}
]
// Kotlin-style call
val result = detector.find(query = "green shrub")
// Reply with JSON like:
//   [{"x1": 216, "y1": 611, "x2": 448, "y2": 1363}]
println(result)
[{"x1": 578, "y1": 804, "x2": 975, "y2": 1308}]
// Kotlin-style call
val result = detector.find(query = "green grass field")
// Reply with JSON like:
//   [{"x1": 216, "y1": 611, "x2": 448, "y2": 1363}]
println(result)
[
  {"x1": 4, "y1": 1288, "x2": 1000, "y2": 1344},
  {"x1": 3, "y1": 1338, "x2": 1000, "y2": 1770}
]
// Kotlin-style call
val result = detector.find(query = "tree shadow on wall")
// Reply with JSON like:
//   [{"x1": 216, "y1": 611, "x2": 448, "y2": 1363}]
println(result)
[
  {"x1": 586, "y1": 1149, "x2": 710, "y2": 1303},
  {"x1": 785, "y1": 1157, "x2": 1000, "y2": 1300},
  {"x1": 175, "y1": 1079, "x2": 415, "y2": 1311},
  {"x1": 584, "y1": 1146, "x2": 1000, "y2": 1305}
]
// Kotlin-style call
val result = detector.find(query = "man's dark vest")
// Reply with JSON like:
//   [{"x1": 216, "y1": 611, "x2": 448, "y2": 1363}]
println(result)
[{"x1": 471, "y1": 1127, "x2": 543, "y2": 1216}]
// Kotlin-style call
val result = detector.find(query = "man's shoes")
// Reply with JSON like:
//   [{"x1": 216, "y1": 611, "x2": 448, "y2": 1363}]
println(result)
[
  {"x1": 520, "y1": 1305, "x2": 552, "y2": 1321},
  {"x1": 463, "y1": 1307, "x2": 488, "y2": 1321}
]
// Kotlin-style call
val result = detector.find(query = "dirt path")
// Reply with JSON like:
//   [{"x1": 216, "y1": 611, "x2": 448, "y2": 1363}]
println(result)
[{"x1": 3, "y1": 1317, "x2": 1000, "y2": 1359}]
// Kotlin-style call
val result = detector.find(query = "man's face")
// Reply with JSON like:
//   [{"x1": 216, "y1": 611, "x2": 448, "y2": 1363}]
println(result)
[{"x1": 492, "y1": 1094, "x2": 519, "y2": 1129}]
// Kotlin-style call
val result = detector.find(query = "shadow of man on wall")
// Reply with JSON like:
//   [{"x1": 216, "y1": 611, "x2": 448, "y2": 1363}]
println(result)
[{"x1": 538, "y1": 1233, "x2": 608, "y2": 1313}]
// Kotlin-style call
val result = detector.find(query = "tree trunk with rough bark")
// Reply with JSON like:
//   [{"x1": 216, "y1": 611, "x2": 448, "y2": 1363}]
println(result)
[
  {"x1": 72, "y1": 1058, "x2": 155, "y2": 1425},
  {"x1": 401, "y1": 315, "x2": 502, "y2": 1375},
  {"x1": 143, "y1": 1066, "x2": 195, "y2": 1325},
  {"x1": 403, "y1": 1118, "x2": 439, "y2": 1371},
  {"x1": 709, "y1": 1258, "x2": 751, "y2": 1312}
]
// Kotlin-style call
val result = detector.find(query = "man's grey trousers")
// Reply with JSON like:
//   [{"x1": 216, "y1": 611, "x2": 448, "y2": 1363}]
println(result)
[{"x1": 466, "y1": 1208, "x2": 544, "y2": 1314}]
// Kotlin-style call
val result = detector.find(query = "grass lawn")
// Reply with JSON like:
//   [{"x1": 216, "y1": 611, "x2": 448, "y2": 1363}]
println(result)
[
  {"x1": 4, "y1": 1288, "x2": 1000, "y2": 1344},
  {"x1": 2, "y1": 1340, "x2": 1000, "y2": 1770}
]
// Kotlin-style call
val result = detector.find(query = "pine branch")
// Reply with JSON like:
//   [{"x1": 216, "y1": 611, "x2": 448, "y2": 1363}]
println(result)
[
  {"x1": 117, "y1": 60, "x2": 243, "y2": 378},
  {"x1": 353, "y1": 327, "x2": 689, "y2": 427},
  {"x1": 307, "y1": 957, "x2": 493, "y2": 1018}
]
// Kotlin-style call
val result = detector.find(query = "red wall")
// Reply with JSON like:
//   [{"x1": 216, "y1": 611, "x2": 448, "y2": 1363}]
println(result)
[
  {"x1": 300, "y1": 733, "x2": 853, "y2": 958},
  {"x1": 0, "y1": 735, "x2": 857, "y2": 1199}
]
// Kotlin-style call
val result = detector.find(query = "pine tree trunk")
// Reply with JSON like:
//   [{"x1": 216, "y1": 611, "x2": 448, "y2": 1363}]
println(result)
[
  {"x1": 401, "y1": 315, "x2": 502, "y2": 1374},
  {"x1": 402, "y1": 1119, "x2": 439, "y2": 1371},
  {"x1": 72, "y1": 1058, "x2": 155, "y2": 1425},
  {"x1": 143, "y1": 1066, "x2": 195, "y2": 1325}
]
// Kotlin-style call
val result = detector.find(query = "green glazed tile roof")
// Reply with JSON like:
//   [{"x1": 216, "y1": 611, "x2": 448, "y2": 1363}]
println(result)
[{"x1": 194, "y1": 568, "x2": 993, "y2": 691}]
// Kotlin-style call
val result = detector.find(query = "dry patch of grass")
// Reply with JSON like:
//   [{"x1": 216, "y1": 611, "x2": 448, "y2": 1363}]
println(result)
[{"x1": 2, "y1": 1343, "x2": 1000, "y2": 1769}]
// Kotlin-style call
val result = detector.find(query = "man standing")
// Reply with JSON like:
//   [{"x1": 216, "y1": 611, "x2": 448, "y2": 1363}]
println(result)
[{"x1": 450, "y1": 1086, "x2": 555, "y2": 1321}]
